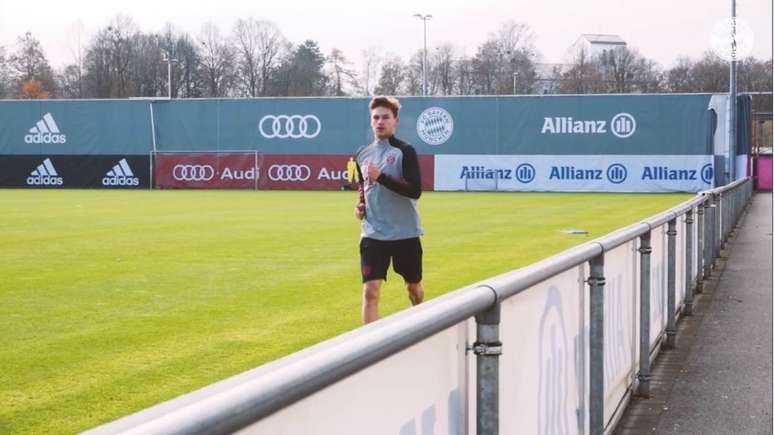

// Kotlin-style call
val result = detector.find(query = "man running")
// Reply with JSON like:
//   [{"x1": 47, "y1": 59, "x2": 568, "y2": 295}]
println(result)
[{"x1": 354, "y1": 96, "x2": 424, "y2": 324}]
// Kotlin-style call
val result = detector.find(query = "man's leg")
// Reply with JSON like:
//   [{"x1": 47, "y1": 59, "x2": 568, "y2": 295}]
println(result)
[
  {"x1": 362, "y1": 279, "x2": 383, "y2": 323},
  {"x1": 406, "y1": 281, "x2": 424, "y2": 306}
]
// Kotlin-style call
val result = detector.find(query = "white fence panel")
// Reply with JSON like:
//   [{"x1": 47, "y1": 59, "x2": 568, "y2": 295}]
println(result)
[
  {"x1": 240, "y1": 323, "x2": 470, "y2": 435},
  {"x1": 602, "y1": 240, "x2": 638, "y2": 424},
  {"x1": 499, "y1": 266, "x2": 588, "y2": 435}
]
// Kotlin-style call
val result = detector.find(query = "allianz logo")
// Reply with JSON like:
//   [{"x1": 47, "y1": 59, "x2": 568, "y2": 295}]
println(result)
[
  {"x1": 541, "y1": 113, "x2": 636, "y2": 138},
  {"x1": 25, "y1": 113, "x2": 67, "y2": 144}
]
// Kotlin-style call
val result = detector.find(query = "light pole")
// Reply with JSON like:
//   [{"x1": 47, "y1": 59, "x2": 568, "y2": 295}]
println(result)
[
  {"x1": 512, "y1": 72, "x2": 519, "y2": 94},
  {"x1": 728, "y1": 0, "x2": 737, "y2": 183},
  {"x1": 413, "y1": 13, "x2": 432, "y2": 96},
  {"x1": 161, "y1": 53, "x2": 178, "y2": 99}
]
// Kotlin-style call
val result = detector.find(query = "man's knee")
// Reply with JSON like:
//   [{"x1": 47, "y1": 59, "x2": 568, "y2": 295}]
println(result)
[
  {"x1": 406, "y1": 281, "x2": 424, "y2": 305},
  {"x1": 363, "y1": 281, "x2": 381, "y2": 303},
  {"x1": 406, "y1": 281, "x2": 422, "y2": 292}
]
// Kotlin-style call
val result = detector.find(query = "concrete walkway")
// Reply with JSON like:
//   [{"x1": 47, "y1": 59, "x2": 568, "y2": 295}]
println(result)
[{"x1": 615, "y1": 192, "x2": 772, "y2": 435}]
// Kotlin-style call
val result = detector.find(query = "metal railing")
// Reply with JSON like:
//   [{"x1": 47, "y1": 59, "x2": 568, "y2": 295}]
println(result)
[{"x1": 85, "y1": 178, "x2": 753, "y2": 435}]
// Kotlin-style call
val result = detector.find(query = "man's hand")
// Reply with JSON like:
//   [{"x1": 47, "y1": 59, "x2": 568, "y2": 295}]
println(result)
[
  {"x1": 354, "y1": 202, "x2": 365, "y2": 220},
  {"x1": 366, "y1": 164, "x2": 381, "y2": 183}
]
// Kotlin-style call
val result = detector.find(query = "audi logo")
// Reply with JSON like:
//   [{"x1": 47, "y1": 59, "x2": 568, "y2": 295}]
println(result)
[
  {"x1": 173, "y1": 164, "x2": 215, "y2": 181},
  {"x1": 268, "y1": 164, "x2": 311, "y2": 181},
  {"x1": 259, "y1": 115, "x2": 321, "y2": 139}
]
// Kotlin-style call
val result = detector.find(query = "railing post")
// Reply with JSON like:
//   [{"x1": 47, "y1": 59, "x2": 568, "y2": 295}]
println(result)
[
  {"x1": 665, "y1": 218, "x2": 677, "y2": 348},
  {"x1": 704, "y1": 200, "x2": 716, "y2": 278},
  {"x1": 475, "y1": 302, "x2": 501, "y2": 435},
  {"x1": 725, "y1": 191, "x2": 730, "y2": 241},
  {"x1": 712, "y1": 193, "x2": 721, "y2": 259},
  {"x1": 588, "y1": 254, "x2": 605, "y2": 435},
  {"x1": 696, "y1": 200, "x2": 705, "y2": 293},
  {"x1": 637, "y1": 231, "x2": 652, "y2": 397},
  {"x1": 684, "y1": 210, "x2": 694, "y2": 316},
  {"x1": 719, "y1": 192, "x2": 726, "y2": 247}
]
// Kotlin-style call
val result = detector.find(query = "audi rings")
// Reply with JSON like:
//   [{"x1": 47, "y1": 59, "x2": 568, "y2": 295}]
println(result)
[
  {"x1": 268, "y1": 164, "x2": 311, "y2": 181},
  {"x1": 259, "y1": 115, "x2": 321, "y2": 139},
  {"x1": 173, "y1": 164, "x2": 215, "y2": 181}
]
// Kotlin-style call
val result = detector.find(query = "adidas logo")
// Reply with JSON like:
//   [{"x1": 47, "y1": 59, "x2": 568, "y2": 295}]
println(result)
[
  {"x1": 102, "y1": 159, "x2": 140, "y2": 186},
  {"x1": 27, "y1": 158, "x2": 64, "y2": 186},
  {"x1": 24, "y1": 113, "x2": 67, "y2": 144}
]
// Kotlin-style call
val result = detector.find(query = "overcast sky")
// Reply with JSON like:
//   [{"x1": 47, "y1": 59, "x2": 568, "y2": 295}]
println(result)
[{"x1": 0, "y1": 0, "x2": 771, "y2": 71}]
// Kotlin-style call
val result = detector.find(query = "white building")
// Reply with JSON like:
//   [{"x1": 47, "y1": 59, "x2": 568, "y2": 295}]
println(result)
[{"x1": 570, "y1": 34, "x2": 627, "y2": 63}]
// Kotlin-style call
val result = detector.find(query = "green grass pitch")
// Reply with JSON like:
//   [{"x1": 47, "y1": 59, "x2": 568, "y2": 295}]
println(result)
[{"x1": 0, "y1": 189, "x2": 691, "y2": 434}]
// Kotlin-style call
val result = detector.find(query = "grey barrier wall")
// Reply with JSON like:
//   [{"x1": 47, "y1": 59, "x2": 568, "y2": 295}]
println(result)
[{"x1": 83, "y1": 178, "x2": 753, "y2": 435}]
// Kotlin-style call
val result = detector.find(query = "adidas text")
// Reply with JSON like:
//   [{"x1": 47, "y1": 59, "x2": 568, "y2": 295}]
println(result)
[
  {"x1": 25, "y1": 132, "x2": 67, "y2": 144},
  {"x1": 102, "y1": 176, "x2": 139, "y2": 186},
  {"x1": 27, "y1": 175, "x2": 63, "y2": 186}
]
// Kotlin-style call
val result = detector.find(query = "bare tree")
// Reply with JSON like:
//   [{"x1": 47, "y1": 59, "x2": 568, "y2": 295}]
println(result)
[
  {"x1": 688, "y1": 51, "x2": 728, "y2": 92},
  {"x1": 233, "y1": 18, "x2": 285, "y2": 97},
  {"x1": 558, "y1": 47, "x2": 605, "y2": 94},
  {"x1": 131, "y1": 32, "x2": 165, "y2": 97},
  {"x1": 601, "y1": 46, "x2": 637, "y2": 92},
  {"x1": 0, "y1": 46, "x2": 12, "y2": 98},
  {"x1": 83, "y1": 30, "x2": 112, "y2": 97},
  {"x1": 57, "y1": 65, "x2": 83, "y2": 98},
  {"x1": 254, "y1": 20, "x2": 286, "y2": 96},
  {"x1": 403, "y1": 51, "x2": 423, "y2": 95},
  {"x1": 470, "y1": 21, "x2": 538, "y2": 95},
  {"x1": 326, "y1": 48, "x2": 356, "y2": 96},
  {"x1": 104, "y1": 15, "x2": 138, "y2": 97},
  {"x1": 356, "y1": 48, "x2": 381, "y2": 96},
  {"x1": 455, "y1": 56, "x2": 474, "y2": 95},
  {"x1": 374, "y1": 54, "x2": 405, "y2": 95},
  {"x1": 431, "y1": 43, "x2": 456, "y2": 95},
  {"x1": 197, "y1": 22, "x2": 236, "y2": 97},
  {"x1": 61, "y1": 20, "x2": 86, "y2": 98},
  {"x1": 10, "y1": 32, "x2": 56, "y2": 96},
  {"x1": 664, "y1": 57, "x2": 693, "y2": 92},
  {"x1": 738, "y1": 56, "x2": 773, "y2": 92},
  {"x1": 159, "y1": 24, "x2": 203, "y2": 98},
  {"x1": 471, "y1": 40, "x2": 499, "y2": 94}
]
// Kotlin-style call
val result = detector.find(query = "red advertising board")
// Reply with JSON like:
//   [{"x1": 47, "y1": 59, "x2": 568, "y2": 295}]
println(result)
[
  {"x1": 153, "y1": 153, "x2": 435, "y2": 191},
  {"x1": 154, "y1": 153, "x2": 259, "y2": 189},
  {"x1": 259, "y1": 155, "x2": 435, "y2": 191}
]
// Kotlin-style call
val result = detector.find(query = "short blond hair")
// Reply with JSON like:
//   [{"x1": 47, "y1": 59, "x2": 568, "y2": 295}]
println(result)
[{"x1": 369, "y1": 96, "x2": 401, "y2": 117}]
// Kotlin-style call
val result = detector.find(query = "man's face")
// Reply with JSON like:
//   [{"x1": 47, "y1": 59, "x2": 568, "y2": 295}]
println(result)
[{"x1": 371, "y1": 106, "x2": 398, "y2": 139}]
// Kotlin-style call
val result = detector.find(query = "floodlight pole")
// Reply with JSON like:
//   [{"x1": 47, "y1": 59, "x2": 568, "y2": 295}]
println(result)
[
  {"x1": 162, "y1": 53, "x2": 178, "y2": 99},
  {"x1": 413, "y1": 13, "x2": 432, "y2": 96},
  {"x1": 728, "y1": 0, "x2": 738, "y2": 183}
]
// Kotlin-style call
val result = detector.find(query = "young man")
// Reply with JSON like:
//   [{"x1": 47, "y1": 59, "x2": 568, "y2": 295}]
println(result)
[{"x1": 354, "y1": 96, "x2": 424, "y2": 324}]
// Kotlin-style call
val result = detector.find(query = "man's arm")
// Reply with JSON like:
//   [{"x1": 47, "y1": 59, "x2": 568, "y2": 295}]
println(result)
[
  {"x1": 376, "y1": 145, "x2": 422, "y2": 199},
  {"x1": 355, "y1": 162, "x2": 366, "y2": 219}
]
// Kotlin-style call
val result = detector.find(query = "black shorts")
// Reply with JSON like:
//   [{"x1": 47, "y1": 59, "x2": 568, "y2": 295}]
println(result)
[{"x1": 360, "y1": 237, "x2": 423, "y2": 283}]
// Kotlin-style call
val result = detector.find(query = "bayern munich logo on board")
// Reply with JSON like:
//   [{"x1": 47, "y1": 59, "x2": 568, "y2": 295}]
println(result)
[{"x1": 416, "y1": 107, "x2": 454, "y2": 146}]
